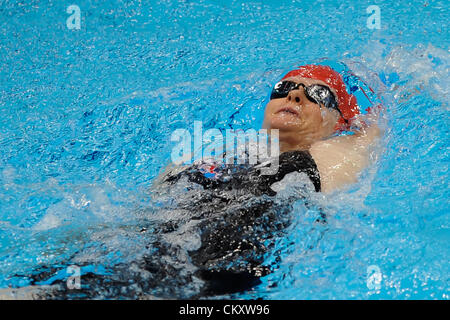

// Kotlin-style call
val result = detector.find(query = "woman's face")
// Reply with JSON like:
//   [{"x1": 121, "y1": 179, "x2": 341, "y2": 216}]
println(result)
[{"x1": 262, "y1": 76, "x2": 341, "y2": 149}]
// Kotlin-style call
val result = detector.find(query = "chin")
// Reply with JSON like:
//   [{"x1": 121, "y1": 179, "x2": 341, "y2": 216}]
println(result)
[{"x1": 268, "y1": 116, "x2": 301, "y2": 132}]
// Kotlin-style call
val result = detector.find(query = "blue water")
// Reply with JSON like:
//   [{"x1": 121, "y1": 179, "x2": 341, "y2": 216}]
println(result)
[{"x1": 0, "y1": 0, "x2": 448, "y2": 299}]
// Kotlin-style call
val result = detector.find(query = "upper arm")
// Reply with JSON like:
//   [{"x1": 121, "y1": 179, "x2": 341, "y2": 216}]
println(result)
[{"x1": 310, "y1": 124, "x2": 381, "y2": 193}]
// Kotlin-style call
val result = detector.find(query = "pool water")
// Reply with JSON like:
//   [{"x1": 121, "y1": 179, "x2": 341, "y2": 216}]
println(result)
[{"x1": 0, "y1": 0, "x2": 448, "y2": 299}]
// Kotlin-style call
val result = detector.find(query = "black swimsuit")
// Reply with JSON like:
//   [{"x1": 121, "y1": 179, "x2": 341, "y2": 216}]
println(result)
[
  {"x1": 24, "y1": 150, "x2": 323, "y2": 299},
  {"x1": 162, "y1": 150, "x2": 322, "y2": 295}
]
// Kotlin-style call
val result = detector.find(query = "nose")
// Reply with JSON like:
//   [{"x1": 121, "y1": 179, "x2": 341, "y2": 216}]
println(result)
[{"x1": 286, "y1": 87, "x2": 305, "y2": 105}]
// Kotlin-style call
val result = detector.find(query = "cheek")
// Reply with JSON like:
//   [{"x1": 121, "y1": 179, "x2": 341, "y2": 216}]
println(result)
[
  {"x1": 262, "y1": 103, "x2": 272, "y2": 127},
  {"x1": 263, "y1": 101, "x2": 278, "y2": 120},
  {"x1": 265, "y1": 101, "x2": 278, "y2": 114},
  {"x1": 322, "y1": 111, "x2": 340, "y2": 131},
  {"x1": 302, "y1": 104, "x2": 323, "y2": 124}
]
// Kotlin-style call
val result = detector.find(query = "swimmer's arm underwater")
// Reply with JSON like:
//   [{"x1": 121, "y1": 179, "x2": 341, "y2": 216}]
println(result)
[
  {"x1": 149, "y1": 156, "x2": 196, "y2": 198},
  {"x1": 310, "y1": 118, "x2": 382, "y2": 193},
  {"x1": 152, "y1": 162, "x2": 189, "y2": 186}
]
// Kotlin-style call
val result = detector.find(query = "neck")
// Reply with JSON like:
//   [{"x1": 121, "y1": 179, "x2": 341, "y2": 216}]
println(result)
[
  {"x1": 279, "y1": 140, "x2": 311, "y2": 153},
  {"x1": 266, "y1": 129, "x2": 321, "y2": 154},
  {"x1": 278, "y1": 131, "x2": 313, "y2": 153}
]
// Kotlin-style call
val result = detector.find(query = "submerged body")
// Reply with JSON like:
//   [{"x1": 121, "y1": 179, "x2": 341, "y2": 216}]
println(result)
[
  {"x1": 2, "y1": 150, "x2": 327, "y2": 299},
  {"x1": 1, "y1": 64, "x2": 382, "y2": 299}
]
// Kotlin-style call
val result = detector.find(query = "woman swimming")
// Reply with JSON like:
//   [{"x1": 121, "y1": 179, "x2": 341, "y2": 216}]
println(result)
[
  {"x1": 161, "y1": 64, "x2": 380, "y2": 193},
  {"x1": 2, "y1": 64, "x2": 381, "y2": 299},
  {"x1": 148, "y1": 64, "x2": 381, "y2": 295}
]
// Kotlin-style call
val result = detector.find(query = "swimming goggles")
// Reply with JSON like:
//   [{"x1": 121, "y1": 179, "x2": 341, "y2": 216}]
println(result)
[{"x1": 270, "y1": 80, "x2": 347, "y2": 121}]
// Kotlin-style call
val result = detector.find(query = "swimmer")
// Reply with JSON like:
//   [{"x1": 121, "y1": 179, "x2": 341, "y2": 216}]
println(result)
[
  {"x1": 150, "y1": 64, "x2": 382, "y2": 296},
  {"x1": 159, "y1": 64, "x2": 381, "y2": 194},
  {"x1": 262, "y1": 64, "x2": 381, "y2": 193},
  {"x1": 2, "y1": 64, "x2": 382, "y2": 300}
]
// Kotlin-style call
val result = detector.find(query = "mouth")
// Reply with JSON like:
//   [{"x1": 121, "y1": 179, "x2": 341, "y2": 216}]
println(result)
[{"x1": 275, "y1": 106, "x2": 299, "y2": 117}]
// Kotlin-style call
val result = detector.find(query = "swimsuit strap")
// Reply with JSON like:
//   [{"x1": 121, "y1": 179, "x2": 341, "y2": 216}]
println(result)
[{"x1": 266, "y1": 150, "x2": 321, "y2": 192}]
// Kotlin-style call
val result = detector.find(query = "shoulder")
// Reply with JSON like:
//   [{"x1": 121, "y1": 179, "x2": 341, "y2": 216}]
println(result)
[{"x1": 309, "y1": 135, "x2": 369, "y2": 193}]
